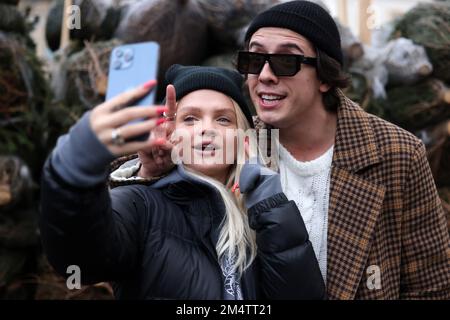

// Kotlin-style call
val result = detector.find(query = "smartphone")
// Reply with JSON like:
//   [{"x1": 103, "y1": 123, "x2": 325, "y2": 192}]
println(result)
[{"x1": 106, "y1": 41, "x2": 160, "y2": 141}]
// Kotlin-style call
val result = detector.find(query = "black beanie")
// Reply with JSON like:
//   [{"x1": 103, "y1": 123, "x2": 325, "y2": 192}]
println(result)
[
  {"x1": 245, "y1": 0, "x2": 343, "y2": 66},
  {"x1": 165, "y1": 64, "x2": 254, "y2": 128}
]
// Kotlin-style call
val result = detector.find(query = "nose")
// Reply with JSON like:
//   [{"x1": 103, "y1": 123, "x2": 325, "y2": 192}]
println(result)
[
  {"x1": 194, "y1": 118, "x2": 217, "y2": 137},
  {"x1": 258, "y1": 61, "x2": 278, "y2": 85},
  {"x1": 201, "y1": 127, "x2": 217, "y2": 138}
]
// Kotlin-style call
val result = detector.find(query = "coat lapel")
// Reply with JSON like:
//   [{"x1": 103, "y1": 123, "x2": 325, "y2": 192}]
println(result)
[{"x1": 326, "y1": 92, "x2": 386, "y2": 299}]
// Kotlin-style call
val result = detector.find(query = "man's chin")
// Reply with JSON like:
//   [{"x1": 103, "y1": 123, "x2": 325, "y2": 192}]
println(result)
[{"x1": 257, "y1": 112, "x2": 286, "y2": 128}]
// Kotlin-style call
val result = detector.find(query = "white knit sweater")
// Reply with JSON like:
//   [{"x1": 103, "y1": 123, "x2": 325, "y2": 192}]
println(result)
[{"x1": 279, "y1": 143, "x2": 334, "y2": 283}]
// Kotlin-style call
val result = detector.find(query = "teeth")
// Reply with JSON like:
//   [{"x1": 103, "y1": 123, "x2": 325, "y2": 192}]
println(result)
[
  {"x1": 195, "y1": 144, "x2": 216, "y2": 151},
  {"x1": 203, "y1": 144, "x2": 216, "y2": 151},
  {"x1": 261, "y1": 94, "x2": 282, "y2": 101}
]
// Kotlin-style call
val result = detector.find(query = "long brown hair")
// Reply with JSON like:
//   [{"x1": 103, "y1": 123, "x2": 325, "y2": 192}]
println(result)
[{"x1": 315, "y1": 48, "x2": 351, "y2": 112}]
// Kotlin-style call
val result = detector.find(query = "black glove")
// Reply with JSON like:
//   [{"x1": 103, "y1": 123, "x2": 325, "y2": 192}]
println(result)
[{"x1": 239, "y1": 160, "x2": 283, "y2": 209}]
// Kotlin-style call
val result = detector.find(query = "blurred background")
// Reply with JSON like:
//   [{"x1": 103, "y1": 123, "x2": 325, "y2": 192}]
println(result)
[{"x1": 0, "y1": 0, "x2": 449, "y2": 299}]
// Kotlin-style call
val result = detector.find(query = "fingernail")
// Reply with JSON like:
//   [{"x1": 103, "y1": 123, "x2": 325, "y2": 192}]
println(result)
[
  {"x1": 231, "y1": 182, "x2": 239, "y2": 193},
  {"x1": 142, "y1": 80, "x2": 157, "y2": 90},
  {"x1": 154, "y1": 138, "x2": 166, "y2": 145},
  {"x1": 156, "y1": 118, "x2": 167, "y2": 126},
  {"x1": 156, "y1": 107, "x2": 168, "y2": 114}
]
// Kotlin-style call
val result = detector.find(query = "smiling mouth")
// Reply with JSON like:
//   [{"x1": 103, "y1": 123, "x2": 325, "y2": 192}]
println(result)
[{"x1": 259, "y1": 93, "x2": 286, "y2": 105}]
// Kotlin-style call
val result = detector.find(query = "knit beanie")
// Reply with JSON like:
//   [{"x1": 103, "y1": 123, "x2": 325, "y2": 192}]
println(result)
[
  {"x1": 245, "y1": 0, "x2": 343, "y2": 66},
  {"x1": 165, "y1": 64, "x2": 254, "y2": 127}
]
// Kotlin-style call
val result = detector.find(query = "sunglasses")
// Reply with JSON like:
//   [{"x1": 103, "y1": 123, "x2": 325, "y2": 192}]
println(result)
[{"x1": 237, "y1": 51, "x2": 317, "y2": 77}]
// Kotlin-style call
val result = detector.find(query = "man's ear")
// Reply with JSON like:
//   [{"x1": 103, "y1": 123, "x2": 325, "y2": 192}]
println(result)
[{"x1": 319, "y1": 81, "x2": 331, "y2": 93}]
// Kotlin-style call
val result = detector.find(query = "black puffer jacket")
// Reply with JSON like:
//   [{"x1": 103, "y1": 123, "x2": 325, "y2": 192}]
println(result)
[{"x1": 40, "y1": 157, "x2": 326, "y2": 299}]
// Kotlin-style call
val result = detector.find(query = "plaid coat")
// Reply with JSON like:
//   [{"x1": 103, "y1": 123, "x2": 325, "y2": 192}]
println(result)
[{"x1": 256, "y1": 91, "x2": 449, "y2": 299}]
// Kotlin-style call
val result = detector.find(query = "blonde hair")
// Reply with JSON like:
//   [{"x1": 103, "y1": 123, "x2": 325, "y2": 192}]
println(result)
[{"x1": 182, "y1": 98, "x2": 258, "y2": 275}]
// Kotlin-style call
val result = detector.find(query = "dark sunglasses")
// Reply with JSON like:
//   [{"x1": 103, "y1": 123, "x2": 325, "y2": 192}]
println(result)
[{"x1": 237, "y1": 51, "x2": 317, "y2": 77}]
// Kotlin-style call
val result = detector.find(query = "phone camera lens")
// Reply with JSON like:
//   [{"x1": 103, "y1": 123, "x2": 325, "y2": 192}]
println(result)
[
  {"x1": 124, "y1": 49, "x2": 133, "y2": 62},
  {"x1": 113, "y1": 60, "x2": 122, "y2": 70},
  {"x1": 115, "y1": 49, "x2": 123, "y2": 58}
]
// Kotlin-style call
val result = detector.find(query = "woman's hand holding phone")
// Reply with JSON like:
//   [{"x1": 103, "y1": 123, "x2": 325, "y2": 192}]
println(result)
[{"x1": 90, "y1": 80, "x2": 168, "y2": 156}]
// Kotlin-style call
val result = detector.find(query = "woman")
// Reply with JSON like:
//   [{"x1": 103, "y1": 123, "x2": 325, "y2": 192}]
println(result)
[{"x1": 39, "y1": 64, "x2": 325, "y2": 299}]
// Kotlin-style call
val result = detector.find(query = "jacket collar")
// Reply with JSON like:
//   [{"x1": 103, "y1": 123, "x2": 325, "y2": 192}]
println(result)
[
  {"x1": 327, "y1": 91, "x2": 386, "y2": 299},
  {"x1": 332, "y1": 90, "x2": 382, "y2": 172},
  {"x1": 152, "y1": 164, "x2": 202, "y2": 189},
  {"x1": 152, "y1": 165, "x2": 226, "y2": 218},
  {"x1": 152, "y1": 165, "x2": 216, "y2": 199}
]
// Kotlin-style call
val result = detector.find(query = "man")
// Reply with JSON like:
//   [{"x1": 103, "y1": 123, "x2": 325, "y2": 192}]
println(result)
[{"x1": 111, "y1": 1, "x2": 449, "y2": 299}]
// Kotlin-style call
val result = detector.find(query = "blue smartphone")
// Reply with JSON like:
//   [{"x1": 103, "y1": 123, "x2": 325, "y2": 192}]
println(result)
[{"x1": 106, "y1": 41, "x2": 160, "y2": 140}]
